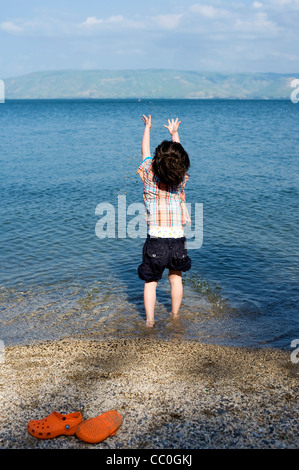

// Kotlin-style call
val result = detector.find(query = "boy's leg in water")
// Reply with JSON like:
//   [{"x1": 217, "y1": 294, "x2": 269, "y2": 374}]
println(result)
[
  {"x1": 144, "y1": 280, "x2": 158, "y2": 326},
  {"x1": 168, "y1": 270, "x2": 183, "y2": 317}
]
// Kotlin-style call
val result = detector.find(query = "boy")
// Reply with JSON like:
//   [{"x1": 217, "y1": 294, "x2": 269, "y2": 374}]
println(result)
[{"x1": 137, "y1": 115, "x2": 191, "y2": 327}]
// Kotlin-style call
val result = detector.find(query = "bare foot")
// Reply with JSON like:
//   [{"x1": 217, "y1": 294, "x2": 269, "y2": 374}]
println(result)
[
  {"x1": 145, "y1": 320, "x2": 155, "y2": 328},
  {"x1": 170, "y1": 312, "x2": 180, "y2": 319}
]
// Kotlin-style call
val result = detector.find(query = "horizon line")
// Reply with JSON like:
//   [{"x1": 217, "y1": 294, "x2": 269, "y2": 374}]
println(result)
[{"x1": 2, "y1": 68, "x2": 299, "y2": 80}]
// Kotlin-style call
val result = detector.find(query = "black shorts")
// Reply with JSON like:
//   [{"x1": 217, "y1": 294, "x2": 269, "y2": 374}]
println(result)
[{"x1": 138, "y1": 235, "x2": 191, "y2": 282}]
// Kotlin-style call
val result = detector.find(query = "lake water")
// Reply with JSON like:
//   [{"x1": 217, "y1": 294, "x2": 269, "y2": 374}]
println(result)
[{"x1": 0, "y1": 99, "x2": 298, "y2": 348}]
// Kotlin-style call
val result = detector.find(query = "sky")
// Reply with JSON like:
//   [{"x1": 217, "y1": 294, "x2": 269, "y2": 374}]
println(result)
[{"x1": 1, "y1": 0, "x2": 299, "y2": 78}]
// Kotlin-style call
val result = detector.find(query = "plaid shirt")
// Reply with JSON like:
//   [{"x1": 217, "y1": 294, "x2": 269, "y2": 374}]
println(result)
[{"x1": 137, "y1": 157, "x2": 191, "y2": 229}]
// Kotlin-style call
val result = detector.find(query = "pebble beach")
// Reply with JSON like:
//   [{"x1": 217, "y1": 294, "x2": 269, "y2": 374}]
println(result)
[{"x1": 0, "y1": 336, "x2": 298, "y2": 449}]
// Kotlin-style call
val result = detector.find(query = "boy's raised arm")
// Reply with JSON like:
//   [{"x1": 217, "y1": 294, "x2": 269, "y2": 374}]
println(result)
[
  {"x1": 141, "y1": 114, "x2": 151, "y2": 160},
  {"x1": 163, "y1": 117, "x2": 181, "y2": 143}
]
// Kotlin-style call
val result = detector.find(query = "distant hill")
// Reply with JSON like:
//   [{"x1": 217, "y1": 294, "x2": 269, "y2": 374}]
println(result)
[{"x1": 3, "y1": 69, "x2": 298, "y2": 99}]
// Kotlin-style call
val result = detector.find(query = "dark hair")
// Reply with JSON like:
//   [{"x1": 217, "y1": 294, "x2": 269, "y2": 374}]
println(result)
[{"x1": 152, "y1": 140, "x2": 190, "y2": 186}]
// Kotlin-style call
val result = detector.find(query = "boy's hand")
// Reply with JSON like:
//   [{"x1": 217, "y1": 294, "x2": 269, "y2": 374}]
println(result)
[
  {"x1": 164, "y1": 118, "x2": 181, "y2": 143},
  {"x1": 142, "y1": 114, "x2": 151, "y2": 129},
  {"x1": 164, "y1": 118, "x2": 181, "y2": 135},
  {"x1": 141, "y1": 115, "x2": 151, "y2": 159}
]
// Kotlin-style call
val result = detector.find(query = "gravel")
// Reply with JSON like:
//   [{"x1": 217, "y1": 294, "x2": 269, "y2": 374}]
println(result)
[{"x1": 0, "y1": 336, "x2": 298, "y2": 449}]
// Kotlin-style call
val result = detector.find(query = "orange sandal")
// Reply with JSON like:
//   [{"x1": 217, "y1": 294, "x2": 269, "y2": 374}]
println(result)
[
  {"x1": 75, "y1": 410, "x2": 123, "y2": 444},
  {"x1": 27, "y1": 411, "x2": 83, "y2": 439}
]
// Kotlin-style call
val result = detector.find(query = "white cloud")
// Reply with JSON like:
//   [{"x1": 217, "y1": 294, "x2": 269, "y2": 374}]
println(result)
[
  {"x1": 270, "y1": 51, "x2": 299, "y2": 61},
  {"x1": 153, "y1": 14, "x2": 182, "y2": 30},
  {"x1": 81, "y1": 16, "x2": 126, "y2": 28},
  {"x1": 81, "y1": 17, "x2": 104, "y2": 28},
  {"x1": 270, "y1": 0, "x2": 292, "y2": 4},
  {"x1": 190, "y1": 4, "x2": 230, "y2": 18},
  {"x1": 269, "y1": 0, "x2": 299, "y2": 7},
  {"x1": 1, "y1": 2, "x2": 298, "y2": 76},
  {"x1": 0, "y1": 21, "x2": 23, "y2": 34},
  {"x1": 80, "y1": 15, "x2": 145, "y2": 31},
  {"x1": 235, "y1": 11, "x2": 278, "y2": 35},
  {"x1": 106, "y1": 16, "x2": 125, "y2": 24}
]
